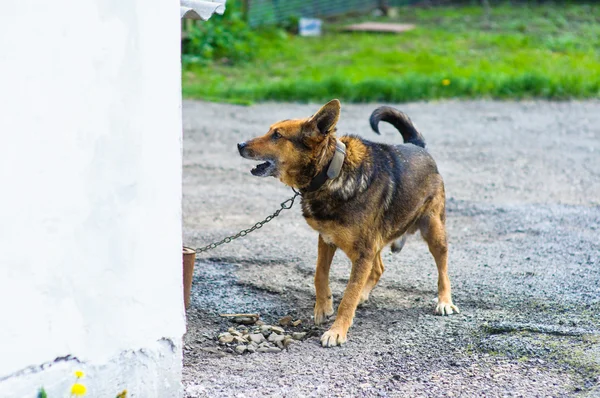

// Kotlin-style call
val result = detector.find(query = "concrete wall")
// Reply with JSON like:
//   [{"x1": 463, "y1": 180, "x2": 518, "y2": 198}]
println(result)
[{"x1": 0, "y1": 1, "x2": 185, "y2": 396}]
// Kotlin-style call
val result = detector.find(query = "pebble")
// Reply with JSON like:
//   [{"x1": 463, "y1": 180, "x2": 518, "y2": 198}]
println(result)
[
  {"x1": 246, "y1": 344, "x2": 256, "y2": 353},
  {"x1": 257, "y1": 347, "x2": 281, "y2": 353},
  {"x1": 291, "y1": 319, "x2": 302, "y2": 327},
  {"x1": 268, "y1": 332, "x2": 285, "y2": 343},
  {"x1": 218, "y1": 333, "x2": 234, "y2": 344},
  {"x1": 260, "y1": 325, "x2": 272, "y2": 333},
  {"x1": 283, "y1": 338, "x2": 295, "y2": 348},
  {"x1": 271, "y1": 326, "x2": 285, "y2": 334},
  {"x1": 235, "y1": 345, "x2": 247, "y2": 354},
  {"x1": 292, "y1": 332, "x2": 307, "y2": 340},
  {"x1": 228, "y1": 327, "x2": 242, "y2": 337},
  {"x1": 249, "y1": 333, "x2": 266, "y2": 344},
  {"x1": 276, "y1": 340, "x2": 284, "y2": 349},
  {"x1": 233, "y1": 336, "x2": 247, "y2": 344},
  {"x1": 279, "y1": 315, "x2": 293, "y2": 326},
  {"x1": 233, "y1": 316, "x2": 257, "y2": 325}
]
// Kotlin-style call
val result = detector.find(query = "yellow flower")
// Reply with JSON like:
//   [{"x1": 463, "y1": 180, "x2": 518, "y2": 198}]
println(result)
[
  {"x1": 74, "y1": 370, "x2": 85, "y2": 378},
  {"x1": 116, "y1": 390, "x2": 128, "y2": 398},
  {"x1": 442, "y1": 79, "x2": 451, "y2": 86},
  {"x1": 70, "y1": 382, "x2": 87, "y2": 396}
]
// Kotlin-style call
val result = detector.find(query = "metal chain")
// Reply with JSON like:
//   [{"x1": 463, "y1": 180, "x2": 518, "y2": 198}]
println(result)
[{"x1": 194, "y1": 190, "x2": 301, "y2": 254}]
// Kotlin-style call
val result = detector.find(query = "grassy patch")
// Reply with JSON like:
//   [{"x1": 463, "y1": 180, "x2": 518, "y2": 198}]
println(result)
[
  {"x1": 476, "y1": 328, "x2": 600, "y2": 392},
  {"x1": 183, "y1": 4, "x2": 600, "y2": 103}
]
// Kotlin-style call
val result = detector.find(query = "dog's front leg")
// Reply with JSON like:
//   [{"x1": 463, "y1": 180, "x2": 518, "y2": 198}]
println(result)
[
  {"x1": 321, "y1": 251, "x2": 374, "y2": 347},
  {"x1": 314, "y1": 235, "x2": 337, "y2": 325}
]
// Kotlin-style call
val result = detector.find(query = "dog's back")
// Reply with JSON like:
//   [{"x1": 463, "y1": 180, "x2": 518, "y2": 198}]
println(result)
[{"x1": 302, "y1": 108, "x2": 442, "y2": 242}]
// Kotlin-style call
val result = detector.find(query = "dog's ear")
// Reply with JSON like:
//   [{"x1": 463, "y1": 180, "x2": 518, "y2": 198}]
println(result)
[{"x1": 306, "y1": 99, "x2": 341, "y2": 136}]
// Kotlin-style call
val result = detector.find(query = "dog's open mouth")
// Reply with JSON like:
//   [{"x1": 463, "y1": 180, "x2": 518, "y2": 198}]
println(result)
[{"x1": 251, "y1": 160, "x2": 277, "y2": 177}]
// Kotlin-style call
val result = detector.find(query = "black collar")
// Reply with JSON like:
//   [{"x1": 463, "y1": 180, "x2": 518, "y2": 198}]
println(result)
[{"x1": 304, "y1": 139, "x2": 346, "y2": 193}]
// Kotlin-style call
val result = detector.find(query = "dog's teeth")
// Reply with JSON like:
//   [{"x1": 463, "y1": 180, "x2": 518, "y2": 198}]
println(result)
[{"x1": 250, "y1": 160, "x2": 275, "y2": 177}]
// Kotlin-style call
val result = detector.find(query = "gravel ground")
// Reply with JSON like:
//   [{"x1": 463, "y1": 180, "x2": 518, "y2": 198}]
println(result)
[{"x1": 181, "y1": 100, "x2": 600, "y2": 397}]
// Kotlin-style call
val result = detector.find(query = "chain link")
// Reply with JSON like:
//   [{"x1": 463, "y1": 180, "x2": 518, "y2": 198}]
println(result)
[{"x1": 194, "y1": 190, "x2": 301, "y2": 254}]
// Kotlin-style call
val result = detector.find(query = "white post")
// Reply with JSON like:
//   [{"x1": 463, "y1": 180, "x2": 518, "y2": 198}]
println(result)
[{"x1": 0, "y1": 1, "x2": 185, "y2": 396}]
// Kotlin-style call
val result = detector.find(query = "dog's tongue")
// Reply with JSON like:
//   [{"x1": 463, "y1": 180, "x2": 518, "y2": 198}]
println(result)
[{"x1": 251, "y1": 161, "x2": 271, "y2": 176}]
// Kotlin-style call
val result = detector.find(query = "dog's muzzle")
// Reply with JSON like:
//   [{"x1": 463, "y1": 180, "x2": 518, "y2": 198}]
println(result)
[
  {"x1": 237, "y1": 142, "x2": 248, "y2": 155},
  {"x1": 238, "y1": 141, "x2": 277, "y2": 177}
]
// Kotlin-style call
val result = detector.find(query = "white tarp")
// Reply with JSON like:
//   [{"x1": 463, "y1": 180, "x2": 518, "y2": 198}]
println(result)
[{"x1": 181, "y1": 0, "x2": 226, "y2": 20}]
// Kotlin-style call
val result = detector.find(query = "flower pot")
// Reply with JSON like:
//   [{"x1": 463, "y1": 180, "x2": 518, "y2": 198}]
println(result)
[{"x1": 182, "y1": 246, "x2": 196, "y2": 310}]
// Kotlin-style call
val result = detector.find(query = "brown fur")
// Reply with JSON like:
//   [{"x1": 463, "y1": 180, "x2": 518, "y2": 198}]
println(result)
[{"x1": 238, "y1": 100, "x2": 459, "y2": 347}]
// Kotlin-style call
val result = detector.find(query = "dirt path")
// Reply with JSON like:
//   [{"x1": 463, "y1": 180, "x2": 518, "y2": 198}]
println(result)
[{"x1": 182, "y1": 100, "x2": 600, "y2": 397}]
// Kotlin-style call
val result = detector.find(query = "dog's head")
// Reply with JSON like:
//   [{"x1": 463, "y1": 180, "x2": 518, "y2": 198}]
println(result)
[{"x1": 238, "y1": 99, "x2": 341, "y2": 187}]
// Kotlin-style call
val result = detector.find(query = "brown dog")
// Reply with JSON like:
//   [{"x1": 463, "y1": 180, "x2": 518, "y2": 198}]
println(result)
[{"x1": 238, "y1": 100, "x2": 459, "y2": 347}]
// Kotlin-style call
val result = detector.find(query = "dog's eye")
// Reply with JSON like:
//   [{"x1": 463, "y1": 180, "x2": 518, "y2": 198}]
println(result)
[{"x1": 272, "y1": 130, "x2": 282, "y2": 140}]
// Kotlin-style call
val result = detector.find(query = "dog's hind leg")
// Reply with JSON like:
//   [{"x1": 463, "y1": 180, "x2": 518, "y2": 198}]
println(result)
[
  {"x1": 314, "y1": 235, "x2": 337, "y2": 325},
  {"x1": 420, "y1": 194, "x2": 460, "y2": 316},
  {"x1": 359, "y1": 250, "x2": 384, "y2": 305}
]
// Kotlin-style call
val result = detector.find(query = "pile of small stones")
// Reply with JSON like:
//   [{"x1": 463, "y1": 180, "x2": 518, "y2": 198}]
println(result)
[{"x1": 217, "y1": 316, "x2": 307, "y2": 354}]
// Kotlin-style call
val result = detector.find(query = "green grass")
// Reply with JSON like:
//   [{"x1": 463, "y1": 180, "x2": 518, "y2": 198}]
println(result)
[{"x1": 183, "y1": 4, "x2": 600, "y2": 103}]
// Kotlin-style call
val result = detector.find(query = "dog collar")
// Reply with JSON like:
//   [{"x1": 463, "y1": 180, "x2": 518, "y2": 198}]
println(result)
[{"x1": 304, "y1": 139, "x2": 346, "y2": 193}]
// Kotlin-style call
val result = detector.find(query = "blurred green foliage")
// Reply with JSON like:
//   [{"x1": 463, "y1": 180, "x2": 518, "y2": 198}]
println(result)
[
  {"x1": 181, "y1": 1, "x2": 259, "y2": 65},
  {"x1": 183, "y1": 3, "x2": 600, "y2": 102}
]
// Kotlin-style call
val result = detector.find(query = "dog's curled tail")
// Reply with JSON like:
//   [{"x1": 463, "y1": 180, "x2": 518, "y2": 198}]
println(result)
[{"x1": 369, "y1": 106, "x2": 426, "y2": 148}]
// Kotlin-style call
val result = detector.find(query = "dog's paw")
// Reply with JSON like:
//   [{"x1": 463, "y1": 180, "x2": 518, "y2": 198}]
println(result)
[
  {"x1": 314, "y1": 300, "x2": 334, "y2": 325},
  {"x1": 320, "y1": 327, "x2": 347, "y2": 347},
  {"x1": 435, "y1": 300, "x2": 460, "y2": 316}
]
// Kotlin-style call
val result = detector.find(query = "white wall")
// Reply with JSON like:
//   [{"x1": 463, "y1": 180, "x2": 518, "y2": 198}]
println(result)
[{"x1": 0, "y1": 0, "x2": 185, "y2": 396}]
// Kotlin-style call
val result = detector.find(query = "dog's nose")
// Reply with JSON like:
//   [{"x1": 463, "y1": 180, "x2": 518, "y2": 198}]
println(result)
[{"x1": 237, "y1": 142, "x2": 247, "y2": 154}]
